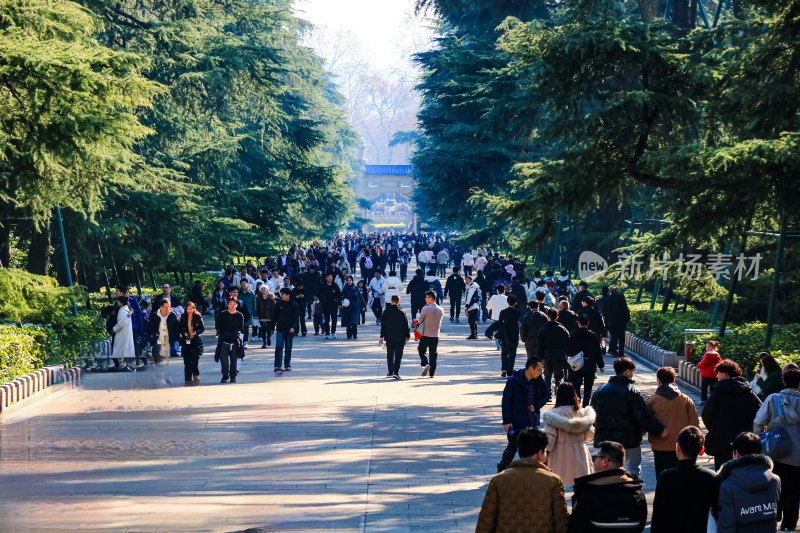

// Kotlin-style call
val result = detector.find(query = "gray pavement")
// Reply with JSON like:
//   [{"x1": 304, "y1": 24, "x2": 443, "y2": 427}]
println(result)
[{"x1": 0, "y1": 305, "x2": 708, "y2": 532}]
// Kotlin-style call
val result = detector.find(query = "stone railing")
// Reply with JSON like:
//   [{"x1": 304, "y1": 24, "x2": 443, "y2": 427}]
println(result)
[
  {"x1": 0, "y1": 365, "x2": 82, "y2": 414},
  {"x1": 678, "y1": 360, "x2": 702, "y2": 391},
  {"x1": 625, "y1": 332, "x2": 680, "y2": 369}
]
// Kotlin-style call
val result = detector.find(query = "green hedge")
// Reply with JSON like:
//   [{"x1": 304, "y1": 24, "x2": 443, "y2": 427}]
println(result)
[
  {"x1": 0, "y1": 326, "x2": 45, "y2": 384},
  {"x1": 627, "y1": 303, "x2": 800, "y2": 376}
]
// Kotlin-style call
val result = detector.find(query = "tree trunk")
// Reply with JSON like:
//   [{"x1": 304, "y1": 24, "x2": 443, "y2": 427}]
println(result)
[
  {"x1": 639, "y1": 0, "x2": 659, "y2": 21},
  {"x1": 27, "y1": 220, "x2": 52, "y2": 276},
  {"x1": 672, "y1": 0, "x2": 692, "y2": 29},
  {"x1": 0, "y1": 222, "x2": 10, "y2": 268}
]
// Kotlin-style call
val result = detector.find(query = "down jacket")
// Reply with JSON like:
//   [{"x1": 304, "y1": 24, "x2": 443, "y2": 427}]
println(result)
[
  {"x1": 543, "y1": 406, "x2": 595, "y2": 485},
  {"x1": 717, "y1": 454, "x2": 781, "y2": 533},
  {"x1": 591, "y1": 375, "x2": 665, "y2": 449}
]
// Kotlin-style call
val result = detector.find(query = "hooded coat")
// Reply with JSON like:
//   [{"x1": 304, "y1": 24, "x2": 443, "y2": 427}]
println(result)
[
  {"x1": 406, "y1": 271, "x2": 428, "y2": 308},
  {"x1": 753, "y1": 389, "x2": 800, "y2": 467},
  {"x1": 569, "y1": 468, "x2": 647, "y2": 533},
  {"x1": 645, "y1": 383, "x2": 700, "y2": 452},
  {"x1": 702, "y1": 377, "x2": 762, "y2": 460},
  {"x1": 591, "y1": 375, "x2": 665, "y2": 449},
  {"x1": 717, "y1": 454, "x2": 781, "y2": 533},
  {"x1": 543, "y1": 405, "x2": 596, "y2": 485}
]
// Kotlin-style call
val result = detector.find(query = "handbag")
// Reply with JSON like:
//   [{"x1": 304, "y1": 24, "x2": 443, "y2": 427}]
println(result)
[
  {"x1": 761, "y1": 393, "x2": 792, "y2": 460},
  {"x1": 567, "y1": 351, "x2": 585, "y2": 372}
]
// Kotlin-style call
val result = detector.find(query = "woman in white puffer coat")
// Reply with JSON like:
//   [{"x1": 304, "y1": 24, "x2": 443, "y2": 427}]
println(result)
[{"x1": 542, "y1": 382, "x2": 596, "y2": 485}]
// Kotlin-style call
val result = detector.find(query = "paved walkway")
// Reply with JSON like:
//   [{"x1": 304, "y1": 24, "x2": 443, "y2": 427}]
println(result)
[{"x1": 0, "y1": 305, "x2": 708, "y2": 532}]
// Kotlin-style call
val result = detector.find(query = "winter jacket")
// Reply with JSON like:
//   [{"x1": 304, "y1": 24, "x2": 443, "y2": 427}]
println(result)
[
  {"x1": 716, "y1": 454, "x2": 780, "y2": 533},
  {"x1": 273, "y1": 299, "x2": 300, "y2": 333},
  {"x1": 317, "y1": 282, "x2": 342, "y2": 313},
  {"x1": 502, "y1": 369, "x2": 551, "y2": 430},
  {"x1": 604, "y1": 292, "x2": 631, "y2": 328},
  {"x1": 238, "y1": 289, "x2": 256, "y2": 321},
  {"x1": 383, "y1": 275, "x2": 402, "y2": 302},
  {"x1": 697, "y1": 351, "x2": 722, "y2": 379},
  {"x1": 149, "y1": 309, "x2": 179, "y2": 347},
  {"x1": 571, "y1": 289, "x2": 591, "y2": 311},
  {"x1": 178, "y1": 311, "x2": 205, "y2": 355},
  {"x1": 702, "y1": 377, "x2": 762, "y2": 459},
  {"x1": 256, "y1": 294, "x2": 276, "y2": 322},
  {"x1": 520, "y1": 308, "x2": 548, "y2": 356},
  {"x1": 543, "y1": 406, "x2": 595, "y2": 485},
  {"x1": 496, "y1": 306, "x2": 524, "y2": 346},
  {"x1": 302, "y1": 270, "x2": 322, "y2": 297},
  {"x1": 755, "y1": 369, "x2": 784, "y2": 401},
  {"x1": 567, "y1": 327, "x2": 605, "y2": 375},
  {"x1": 591, "y1": 375, "x2": 665, "y2": 448},
  {"x1": 487, "y1": 294, "x2": 508, "y2": 320},
  {"x1": 211, "y1": 290, "x2": 228, "y2": 314},
  {"x1": 556, "y1": 309, "x2": 578, "y2": 335},
  {"x1": 406, "y1": 273, "x2": 428, "y2": 308},
  {"x1": 537, "y1": 321, "x2": 570, "y2": 361},
  {"x1": 754, "y1": 389, "x2": 800, "y2": 467},
  {"x1": 580, "y1": 304, "x2": 607, "y2": 338},
  {"x1": 569, "y1": 468, "x2": 647, "y2": 533},
  {"x1": 215, "y1": 310, "x2": 243, "y2": 344},
  {"x1": 650, "y1": 460, "x2": 717, "y2": 533},
  {"x1": 509, "y1": 281, "x2": 528, "y2": 306},
  {"x1": 340, "y1": 283, "x2": 364, "y2": 327},
  {"x1": 476, "y1": 459, "x2": 569, "y2": 533},
  {"x1": 443, "y1": 274, "x2": 466, "y2": 299},
  {"x1": 423, "y1": 275, "x2": 444, "y2": 302},
  {"x1": 464, "y1": 281, "x2": 482, "y2": 312},
  {"x1": 380, "y1": 304, "x2": 410, "y2": 344},
  {"x1": 645, "y1": 384, "x2": 700, "y2": 451}
]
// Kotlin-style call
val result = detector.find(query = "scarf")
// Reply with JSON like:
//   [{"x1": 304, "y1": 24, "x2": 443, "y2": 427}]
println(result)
[{"x1": 187, "y1": 311, "x2": 194, "y2": 338}]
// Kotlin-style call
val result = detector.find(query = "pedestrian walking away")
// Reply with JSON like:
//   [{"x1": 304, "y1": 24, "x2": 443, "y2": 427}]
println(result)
[
  {"x1": 379, "y1": 295, "x2": 410, "y2": 379},
  {"x1": 414, "y1": 291, "x2": 443, "y2": 378}
]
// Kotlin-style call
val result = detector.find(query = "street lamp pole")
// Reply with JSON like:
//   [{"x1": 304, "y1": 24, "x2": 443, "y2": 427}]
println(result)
[{"x1": 54, "y1": 202, "x2": 78, "y2": 317}]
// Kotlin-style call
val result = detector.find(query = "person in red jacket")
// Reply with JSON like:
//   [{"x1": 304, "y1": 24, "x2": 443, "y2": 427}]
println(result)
[{"x1": 696, "y1": 340, "x2": 721, "y2": 402}]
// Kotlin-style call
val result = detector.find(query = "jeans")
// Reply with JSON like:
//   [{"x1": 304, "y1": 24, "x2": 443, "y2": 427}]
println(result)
[
  {"x1": 774, "y1": 461, "x2": 800, "y2": 531},
  {"x1": 418, "y1": 336, "x2": 439, "y2": 376},
  {"x1": 371, "y1": 297, "x2": 384, "y2": 321},
  {"x1": 624, "y1": 446, "x2": 642, "y2": 479},
  {"x1": 653, "y1": 450, "x2": 678, "y2": 479},
  {"x1": 411, "y1": 304, "x2": 422, "y2": 321},
  {"x1": 323, "y1": 312, "x2": 337, "y2": 334},
  {"x1": 480, "y1": 296, "x2": 488, "y2": 322},
  {"x1": 346, "y1": 324, "x2": 358, "y2": 338},
  {"x1": 499, "y1": 427, "x2": 520, "y2": 471},
  {"x1": 259, "y1": 321, "x2": 274, "y2": 345},
  {"x1": 467, "y1": 309, "x2": 479, "y2": 336},
  {"x1": 437, "y1": 263, "x2": 447, "y2": 277},
  {"x1": 313, "y1": 315, "x2": 323, "y2": 333},
  {"x1": 386, "y1": 341, "x2": 404, "y2": 375},
  {"x1": 569, "y1": 371, "x2": 595, "y2": 407},
  {"x1": 274, "y1": 330, "x2": 294, "y2": 368},
  {"x1": 463, "y1": 265, "x2": 473, "y2": 277},
  {"x1": 306, "y1": 299, "x2": 314, "y2": 319},
  {"x1": 399, "y1": 264, "x2": 408, "y2": 282},
  {"x1": 449, "y1": 299, "x2": 462, "y2": 319},
  {"x1": 501, "y1": 339, "x2": 518, "y2": 374}
]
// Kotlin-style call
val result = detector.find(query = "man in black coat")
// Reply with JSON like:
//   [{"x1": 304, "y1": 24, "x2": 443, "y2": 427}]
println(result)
[
  {"x1": 580, "y1": 296, "x2": 607, "y2": 346},
  {"x1": 571, "y1": 280, "x2": 591, "y2": 310},
  {"x1": 604, "y1": 287, "x2": 631, "y2": 357},
  {"x1": 650, "y1": 426, "x2": 717, "y2": 533},
  {"x1": 498, "y1": 357, "x2": 551, "y2": 472},
  {"x1": 496, "y1": 296, "x2": 525, "y2": 377},
  {"x1": 570, "y1": 441, "x2": 648, "y2": 533},
  {"x1": 443, "y1": 267, "x2": 466, "y2": 323},
  {"x1": 520, "y1": 292, "x2": 548, "y2": 357},
  {"x1": 317, "y1": 274, "x2": 342, "y2": 339},
  {"x1": 379, "y1": 295, "x2": 410, "y2": 379},
  {"x1": 301, "y1": 265, "x2": 321, "y2": 319},
  {"x1": 405, "y1": 268, "x2": 427, "y2": 320},
  {"x1": 537, "y1": 307, "x2": 570, "y2": 392},
  {"x1": 556, "y1": 299, "x2": 579, "y2": 334},
  {"x1": 567, "y1": 314, "x2": 606, "y2": 407},
  {"x1": 273, "y1": 288, "x2": 300, "y2": 372},
  {"x1": 591, "y1": 357, "x2": 667, "y2": 478}
]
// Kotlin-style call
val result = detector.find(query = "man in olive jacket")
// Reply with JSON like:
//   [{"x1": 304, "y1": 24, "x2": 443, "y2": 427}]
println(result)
[
  {"x1": 591, "y1": 357, "x2": 666, "y2": 478},
  {"x1": 477, "y1": 428, "x2": 569, "y2": 533}
]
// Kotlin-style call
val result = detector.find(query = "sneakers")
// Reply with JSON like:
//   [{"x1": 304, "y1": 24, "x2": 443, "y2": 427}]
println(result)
[
  {"x1": 393, "y1": 374, "x2": 401, "y2": 380},
  {"x1": 421, "y1": 364, "x2": 430, "y2": 377},
  {"x1": 221, "y1": 377, "x2": 228, "y2": 383},
  {"x1": 501, "y1": 371, "x2": 507, "y2": 378},
  {"x1": 466, "y1": 335, "x2": 477, "y2": 340},
  {"x1": 449, "y1": 317, "x2": 454, "y2": 323},
  {"x1": 261, "y1": 342, "x2": 267, "y2": 349},
  {"x1": 274, "y1": 367, "x2": 284, "y2": 372},
  {"x1": 284, "y1": 366, "x2": 292, "y2": 371},
  {"x1": 386, "y1": 372, "x2": 393, "y2": 378},
  {"x1": 455, "y1": 318, "x2": 460, "y2": 323},
  {"x1": 331, "y1": 333, "x2": 337, "y2": 339},
  {"x1": 324, "y1": 335, "x2": 330, "y2": 340}
]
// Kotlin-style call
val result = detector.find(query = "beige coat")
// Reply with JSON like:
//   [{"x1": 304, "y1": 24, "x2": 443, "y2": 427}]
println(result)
[
  {"x1": 645, "y1": 385, "x2": 699, "y2": 451},
  {"x1": 543, "y1": 405, "x2": 595, "y2": 485}
]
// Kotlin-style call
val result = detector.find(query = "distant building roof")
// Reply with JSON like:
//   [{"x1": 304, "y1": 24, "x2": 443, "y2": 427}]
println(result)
[{"x1": 364, "y1": 164, "x2": 412, "y2": 176}]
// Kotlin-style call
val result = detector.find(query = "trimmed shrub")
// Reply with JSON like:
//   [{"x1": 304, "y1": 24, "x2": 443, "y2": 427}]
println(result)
[{"x1": 0, "y1": 326, "x2": 44, "y2": 383}]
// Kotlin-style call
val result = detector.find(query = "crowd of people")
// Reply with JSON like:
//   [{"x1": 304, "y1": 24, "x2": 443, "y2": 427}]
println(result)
[{"x1": 100, "y1": 230, "x2": 799, "y2": 532}]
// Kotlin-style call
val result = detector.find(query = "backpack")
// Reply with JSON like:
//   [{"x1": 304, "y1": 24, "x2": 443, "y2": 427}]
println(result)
[
  {"x1": 760, "y1": 393, "x2": 792, "y2": 460},
  {"x1": 364, "y1": 256, "x2": 373, "y2": 269}
]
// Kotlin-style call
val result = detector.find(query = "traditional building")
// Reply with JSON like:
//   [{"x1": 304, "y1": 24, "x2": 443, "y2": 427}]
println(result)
[{"x1": 351, "y1": 164, "x2": 416, "y2": 231}]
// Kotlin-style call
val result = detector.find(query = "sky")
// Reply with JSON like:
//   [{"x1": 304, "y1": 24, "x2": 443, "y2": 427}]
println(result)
[{"x1": 293, "y1": 0, "x2": 434, "y2": 73}]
